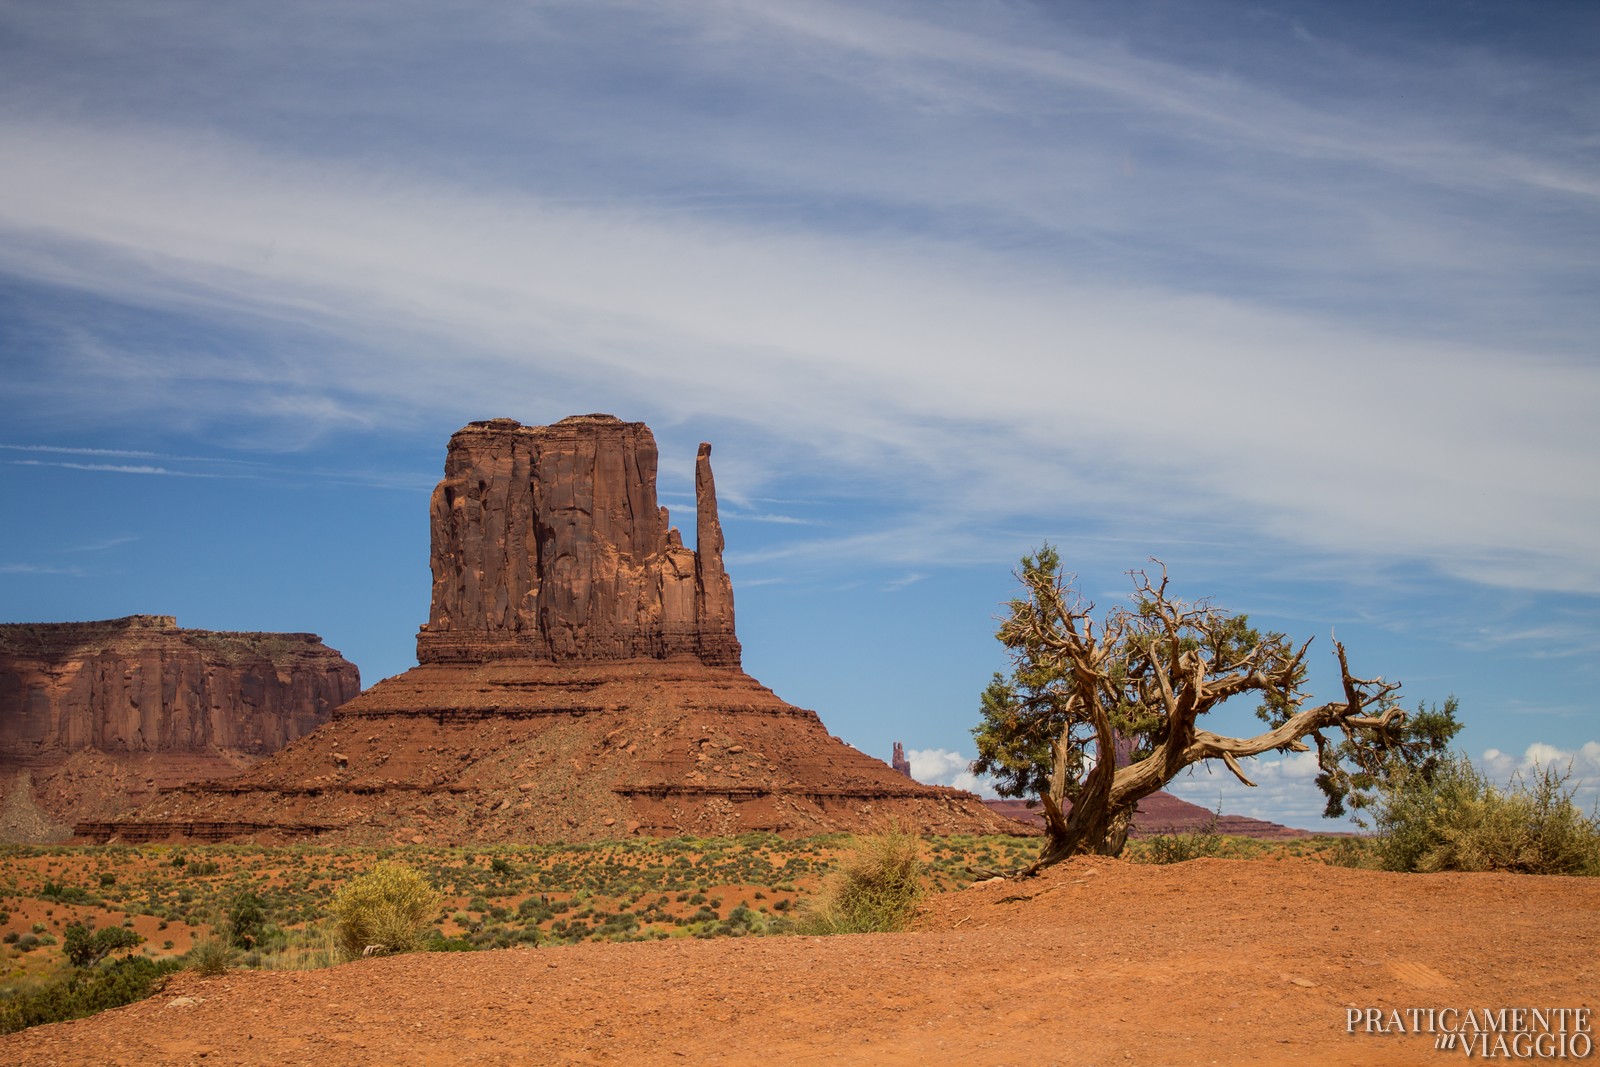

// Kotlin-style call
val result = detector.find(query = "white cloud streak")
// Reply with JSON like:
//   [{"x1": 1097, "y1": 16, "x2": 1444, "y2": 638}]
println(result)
[
  {"x1": 0, "y1": 563, "x2": 87, "y2": 577},
  {"x1": 9, "y1": 460, "x2": 235, "y2": 478},
  {"x1": 0, "y1": 444, "x2": 162, "y2": 458}
]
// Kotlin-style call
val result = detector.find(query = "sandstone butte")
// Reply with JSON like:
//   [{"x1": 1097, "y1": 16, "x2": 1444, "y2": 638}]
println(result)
[
  {"x1": 80, "y1": 414, "x2": 1018, "y2": 845},
  {"x1": 0, "y1": 616, "x2": 358, "y2": 843}
]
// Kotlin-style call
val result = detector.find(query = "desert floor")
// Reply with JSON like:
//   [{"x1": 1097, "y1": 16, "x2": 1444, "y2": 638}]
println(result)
[{"x1": 3, "y1": 854, "x2": 1595, "y2": 1066}]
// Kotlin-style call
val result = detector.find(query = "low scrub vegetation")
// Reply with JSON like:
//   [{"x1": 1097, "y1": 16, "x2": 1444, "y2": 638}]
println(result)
[
  {"x1": 1372, "y1": 755, "x2": 1600, "y2": 875},
  {"x1": 331, "y1": 862, "x2": 444, "y2": 960},
  {"x1": 0, "y1": 956, "x2": 182, "y2": 1035},
  {"x1": 799, "y1": 826, "x2": 925, "y2": 935}
]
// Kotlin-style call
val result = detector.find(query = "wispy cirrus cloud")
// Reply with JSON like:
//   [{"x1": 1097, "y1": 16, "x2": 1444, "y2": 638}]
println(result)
[
  {"x1": 8, "y1": 460, "x2": 237, "y2": 478},
  {"x1": 0, "y1": 562, "x2": 87, "y2": 577},
  {"x1": 0, "y1": 107, "x2": 1591, "y2": 596},
  {"x1": 0, "y1": 444, "x2": 163, "y2": 458},
  {"x1": 67, "y1": 535, "x2": 138, "y2": 553}
]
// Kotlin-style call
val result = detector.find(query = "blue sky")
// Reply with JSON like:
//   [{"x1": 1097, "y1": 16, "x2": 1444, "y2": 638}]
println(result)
[{"x1": 2, "y1": 0, "x2": 1596, "y2": 828}]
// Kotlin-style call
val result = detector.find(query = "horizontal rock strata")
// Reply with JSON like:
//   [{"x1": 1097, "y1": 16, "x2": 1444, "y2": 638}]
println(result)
[
  {"x1": 82, "y1": 661, "x2": 1014, "y2": 844},
  {"x1": 1, "y1": 615, "x2": 358, "y2": 840}
]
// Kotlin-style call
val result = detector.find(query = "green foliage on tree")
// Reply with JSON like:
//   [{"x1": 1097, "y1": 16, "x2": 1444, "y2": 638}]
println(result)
[
  {"x1": 1329, "y1": 696, "x2": 1463, "y2": 824},
  {"x1": 62, "y1": 924, "x2": 143, "y2": 969},
  {"x1": 227, "y1": 890, "x2": 268, "y2": 949},
  {"x1": 973, "y1": 546, "x2": 1460, "y2": 872}
]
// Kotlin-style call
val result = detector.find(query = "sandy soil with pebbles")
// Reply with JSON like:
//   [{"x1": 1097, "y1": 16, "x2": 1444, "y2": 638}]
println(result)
[{"x1": 4, "y1": 855, "x2": 1595, "y2": 1066}]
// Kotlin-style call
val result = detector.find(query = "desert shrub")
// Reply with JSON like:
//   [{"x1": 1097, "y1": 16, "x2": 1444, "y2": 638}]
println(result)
[
  {"x1": 798, "y1": 826, "x2": 924, "y2": 935},
  {"x1": 1135, "y1": 804, "x2": 1226, "y2": 865},
  {"x1": 187, "y1": 936, "x2": 236, "y2": 976},
  {"x1": 516, "y1": 897, "x2": 554, "y2": 923},
  {"x1": 1373, "y1": 755, "x2": 1600, "y2": 875},
  {"x1": 330, "y1": 861, "x2": 443, "y2": 960},
  {"x1": 1140, "y1": 829, "x2": 1227, "y2": 864},
  {"x1": 0, "y1": 956, "x2": 183, "y2": 1034},
  {"x1": 39, "y1": 882, "x2": 96, "y2": 906},
  {"x1": 227, "y1": 891, "x2": 268, "y2": 949},
  {"x1": 423, "y1": 933, "x2": 478, "y2": 952}
]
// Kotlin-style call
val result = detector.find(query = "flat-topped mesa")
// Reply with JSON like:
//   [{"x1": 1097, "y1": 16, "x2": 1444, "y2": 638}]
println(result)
[
  {"x1": 2, "y1": 616, "x2": 359, "y2": 842},
  {"x1": 0, "y1": 617, "x2": 358, "y2": 758},
  {"x1": 418, "y1": 414, "x2": 742, "y2": 667}
]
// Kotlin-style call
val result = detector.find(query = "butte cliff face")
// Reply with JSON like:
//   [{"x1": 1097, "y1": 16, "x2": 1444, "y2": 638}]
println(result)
[
  {"x1": 419, "y1": 415, "x2": 738, "y2": 666},
  {"x1": 0, "y1": 616, "x2": 358, "y2": 841},
  {"x1": 84, "y1": 416, "x2": 1017, "y2": 845}
]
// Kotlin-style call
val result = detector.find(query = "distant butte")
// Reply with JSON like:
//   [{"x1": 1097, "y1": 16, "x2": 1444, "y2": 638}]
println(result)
[
  {"x1": 83, "y1": 416, "x2": 1018, "y2": 844},
  {"x1": 983, "y1": 794, "x2": 1314, "y2": 840},
  {"x1": 0, "y1": 616, "x2": 357, "y2": 842}
]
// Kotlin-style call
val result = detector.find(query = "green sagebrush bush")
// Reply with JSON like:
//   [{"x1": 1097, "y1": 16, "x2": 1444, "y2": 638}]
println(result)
[
  {"x1": 330, "y1": 861, "x2": 444, "y2": 960},
  {"x1": 1374, "y1": 754, "x2": 1600, "y2": 875},
  {"x1": 799, "y1": 827, "x2": 924, "y2": 935},
  {"x1": 0, "y1": 957, "x2": 183, "y2": 1034}
]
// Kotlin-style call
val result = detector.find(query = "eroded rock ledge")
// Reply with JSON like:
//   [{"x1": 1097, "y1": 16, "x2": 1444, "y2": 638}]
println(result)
[{"x1": 0, "y1": 616, "x2": 358, "y2": 840}]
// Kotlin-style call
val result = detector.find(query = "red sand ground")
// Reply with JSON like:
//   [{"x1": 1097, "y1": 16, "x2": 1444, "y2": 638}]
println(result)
[{"x1": 3, "y1": 855, "x2": 1596, "y2": 1066}]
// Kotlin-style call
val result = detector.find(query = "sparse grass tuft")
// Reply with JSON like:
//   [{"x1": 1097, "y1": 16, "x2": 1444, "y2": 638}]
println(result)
[
  {"x1": 187, "y1": 936, "x2": 235, "y2": 977},
  {"x1": 798, "y1": 825, "x2": 924, "y2": 935}
]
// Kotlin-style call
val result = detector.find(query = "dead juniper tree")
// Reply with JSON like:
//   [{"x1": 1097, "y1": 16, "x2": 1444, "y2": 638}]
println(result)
[{"x1": 973, "y1": 545, "x2": 1456, "y2": 875}]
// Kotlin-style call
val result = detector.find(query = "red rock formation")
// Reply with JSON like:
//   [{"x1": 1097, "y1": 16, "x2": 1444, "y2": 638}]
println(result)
[
  {"x1": 85, "y1": 416, "x2": 1017, "y2": 845},
  {"x1": 420, "y1": 415, "x2": 740, "y2": 667},
  {"x1": 0, "y1": 616, "x2": 358, "y2": 840},
  {"x1": 891, "y1": 742, "x2": 912, "y2": 778},
  {"x1": 83, "y1": 660, "x2": 1009, "y2": 844},
  {"x1": 692, "y1": 442, "x2": 739, "y2": 667}
]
